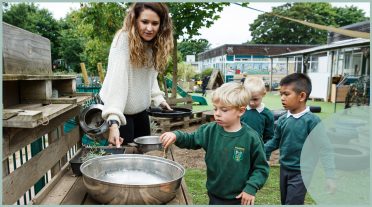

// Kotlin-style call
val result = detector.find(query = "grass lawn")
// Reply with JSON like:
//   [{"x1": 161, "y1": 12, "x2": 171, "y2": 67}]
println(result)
[
  {"x1": 192, "y1": 91, "x2": 345, "y2": 120},
  {"x1": 184, "y1": 91, "x2": 345, "y2": 205},
  {"x1": 185, "y1": 166, "x2": 315, "y2": 205}
]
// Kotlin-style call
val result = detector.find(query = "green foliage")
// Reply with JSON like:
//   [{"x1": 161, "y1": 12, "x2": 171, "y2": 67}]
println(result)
[
  {"x1": 178, "y1": 39, "x2": 211, "y2": 61},
  {"x1": 3, "y1": 3, "x2": 61, "y2": 61},
  {"x1": 164, "y1": 50, "x2": 183, "y2": 75},
  {"x1": 59, "y1": 3, "x2": 126, "y2": 74},
  {"x1": 333, "y1": 6, "x2": 369, "y2": 26},
  {"x1": 177, "y1": 62, "x2": 197, "y2": 81},
  {"x1": 168, "y1": 3, "x2": 228, "y2": 40},
  {"x1": 166, "y1": 2, "x2": 243, "y2": 97},
  {"x1": 57, "y1": 12, "x2": 85, "y2": 72},
  {"x1": 201, "y1": 68, "x2": 213, "y2": 77},
  {"x1": 249, "y1": 2, "x2": 368, "y2": 44}
]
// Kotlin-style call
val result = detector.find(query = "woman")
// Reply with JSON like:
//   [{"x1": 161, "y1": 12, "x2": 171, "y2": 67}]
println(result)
[{"x1": 99, "y1": 2, "x2": 173, "y2": 147}]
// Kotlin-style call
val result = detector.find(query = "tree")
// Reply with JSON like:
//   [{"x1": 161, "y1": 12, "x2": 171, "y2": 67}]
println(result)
[
  {"x1": 178, "y1": 39, "x2": 211, "y2": 61},
  {"x1": 59, "y1": 2, "x2": 127, "y2": 74},
  {"x1": 57, "y1": 12, "x2": 85, "y2": 72},
  {"x1": 166, "y1": 2, "x2": 248, "y2": 98},
  {"x1": 333, "y1": 6, "x2": 369, "y2": 26},
  {"x1": 3, "y1": 3, "x2": 61, "y2": 61},
  {"x1": 249, "y1": 2, "x2": 368, "y2": 44}
]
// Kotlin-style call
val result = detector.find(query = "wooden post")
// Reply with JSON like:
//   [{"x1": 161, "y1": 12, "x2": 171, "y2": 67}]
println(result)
[
  {"x1": 48, "y1": 129, "x2": 60, "y2": 177},
  {"x1": 80, "y1": 63, "x2": 90, "y2": 86},
  {"x1": 97, "y1": 63, "x2": 105, "y2": 84}
]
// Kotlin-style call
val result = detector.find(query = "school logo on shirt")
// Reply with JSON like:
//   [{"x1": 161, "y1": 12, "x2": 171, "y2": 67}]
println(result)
[{"x1": 233, "y1": 147, "x2": 245, "y2": 162}]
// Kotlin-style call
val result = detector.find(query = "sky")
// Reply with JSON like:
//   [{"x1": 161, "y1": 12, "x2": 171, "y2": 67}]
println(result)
[{"x1": 36, "y1": 2, "x2": 370, "y2": 48}]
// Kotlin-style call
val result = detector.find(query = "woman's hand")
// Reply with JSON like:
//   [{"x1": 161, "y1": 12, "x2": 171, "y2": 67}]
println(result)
[
  {"x1": 159, "y1": 132, "x2": 176, "y2": 148},
  {"x1": 108, "y1": 124, "x2": 123, "y2": 148},
  {"x1": 160, "y1": 101, "x2": 172, "y2": 111},
  {"x1": 236, "y1": 192, "x2": 255, "y2": 205}
]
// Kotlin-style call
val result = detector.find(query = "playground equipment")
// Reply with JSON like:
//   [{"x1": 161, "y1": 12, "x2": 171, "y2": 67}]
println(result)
[{"x1": 165, "y1": 78, "x2": 208, "y2": 105}]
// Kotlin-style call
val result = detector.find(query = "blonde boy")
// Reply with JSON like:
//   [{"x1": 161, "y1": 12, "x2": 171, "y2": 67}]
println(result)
[
  {"x1": 161, "y1": 82, "x2": 269, "y2": 205},
  {"x1": 241, "y1": 77, "x2": 274, "y2": 143}
]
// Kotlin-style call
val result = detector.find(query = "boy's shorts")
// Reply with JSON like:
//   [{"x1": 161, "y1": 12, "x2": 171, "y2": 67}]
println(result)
[{"x1": 208, "y1": 192, "x2": 241, "y2": 205}]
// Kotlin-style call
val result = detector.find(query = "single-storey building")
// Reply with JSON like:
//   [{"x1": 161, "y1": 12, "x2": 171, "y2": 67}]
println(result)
[
  {"x1": 197, "y1": 44, "x2": 315, "y2": 84},
  {"x1": 270, "y1": 21, "x2": 370, "y2": 102}
]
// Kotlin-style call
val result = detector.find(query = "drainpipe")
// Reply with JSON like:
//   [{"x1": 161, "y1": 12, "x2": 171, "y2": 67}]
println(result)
[
  {"x1": 328, "y1": 51, "x2": 334, "y2": 102},
  {"x1": 270, "y1": 58, "x2": 273, "y2": 91},
  {"x1": 286, "y1": 57, "x2": 289, "y2": 75}
]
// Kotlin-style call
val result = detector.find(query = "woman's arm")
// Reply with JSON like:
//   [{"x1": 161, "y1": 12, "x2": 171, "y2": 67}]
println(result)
[
  {"x1": 100, "y1": 31, "x2": 129, "y2": 125},
  {"x1": 151, "y1": 74, "x2": 171, "y2": 110}
]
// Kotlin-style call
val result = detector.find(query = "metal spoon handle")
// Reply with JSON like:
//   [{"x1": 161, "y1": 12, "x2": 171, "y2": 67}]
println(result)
[{"x1": 163, "y1": 147, "x2": 167, "y2": 159}]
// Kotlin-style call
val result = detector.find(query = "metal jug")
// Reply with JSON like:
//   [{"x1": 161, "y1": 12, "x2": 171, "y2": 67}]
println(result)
[{"x1": 79, "y1": 104, "x2": 109, "y2": 141}]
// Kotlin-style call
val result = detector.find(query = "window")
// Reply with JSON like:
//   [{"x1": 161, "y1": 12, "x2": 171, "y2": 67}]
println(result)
[{"x1": 309, "y1": 56, "x2": 319, "y2": 73}]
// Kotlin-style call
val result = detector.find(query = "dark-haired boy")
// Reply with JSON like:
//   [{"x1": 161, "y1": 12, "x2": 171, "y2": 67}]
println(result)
[{"x1": 264, "y1": 73, "x2": 334, "y2": 205}]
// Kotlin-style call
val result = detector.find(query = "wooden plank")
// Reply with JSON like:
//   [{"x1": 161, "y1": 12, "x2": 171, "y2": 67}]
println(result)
[
  {"x1": 2, "y1": 126, "x2": 80, "y2": 204},
  {"x1": 42, "y1": 97, "x2": 78, "y2": 104},
  {"x1": 30, "y1": 161, "x2": 71, "y2": 204},
  {"x1": 7, "y1": 103, "x2": 43, "y2": 110},
  {"x1": 3, "y1": 104, "x2": 75, "y2": 128},
  {"x1": 2, "y1": 109, "x2": 43, "y2": 121},
  {"x1": 2, "y1": 74, "x2": 76, "y2": 81},
  {"x1": 52, "y1": 79, "x2": 77, "y2": 95},
  {"x1": 48, "y1": 128, "x2": 61, "y2": 177},
  {"x1": 2, "y1": 111, "x2": 18, "y2": 120},
  {"x1": 60, "y1": 177, "x2": 87, "y2": 205},
  {"x1": 2, "y1": 106, "x2": 80, "y2": 159},
  {"x1": 20, "y1": 80, "x2": 52, "y2": 101},
  {"x1": 75, "y1": 96, "x2": 92, "y2": 105},
  {"x1": 2, "y1": 22, "x2": 52, "y2": 75},
  {"x1": 59, "y1": 125, "x2": 68, "y2": 167},
  {"x1": 63, "y1": 92, "x2": 94, "y2": 97},
  {"x1": 2, "y1": 159, "x2": 10, "y2": 178},
  {"x1": 39, "y1": 170, "x2": 79, "y2": 205}
]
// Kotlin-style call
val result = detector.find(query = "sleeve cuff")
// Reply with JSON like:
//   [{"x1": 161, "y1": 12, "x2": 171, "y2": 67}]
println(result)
[
  {"x1": 102, "y1": 108, "x2": 126, "y2": 125},
  {"x1": 243, "y1": 184, "x2": 257, "y2": 196}
]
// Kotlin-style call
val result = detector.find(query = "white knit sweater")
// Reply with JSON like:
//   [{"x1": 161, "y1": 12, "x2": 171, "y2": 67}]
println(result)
[{"x1": 99, "y1": 31, "x2": 166, "y2": 125}]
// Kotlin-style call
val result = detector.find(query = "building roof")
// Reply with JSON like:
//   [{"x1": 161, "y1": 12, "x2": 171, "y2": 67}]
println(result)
[
  {"x1": 270, "y1": 38, "x2": 370, "y2": 57},
  {"x1": 328, "y1": 20, "x2": 370, "y2": 43},
  {"x1": 197, "y1": 44, "x2": 315, "y2": 60}
]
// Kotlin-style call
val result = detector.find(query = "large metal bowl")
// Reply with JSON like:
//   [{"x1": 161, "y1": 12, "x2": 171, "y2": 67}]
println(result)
[{"x1": 80, "y1": 154, "x2": 185, "y2": 204}]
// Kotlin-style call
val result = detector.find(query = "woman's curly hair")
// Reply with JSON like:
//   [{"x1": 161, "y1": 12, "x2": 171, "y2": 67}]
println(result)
[{"x1": 123, "y1": 2, "x2": 173, "y2": 72}]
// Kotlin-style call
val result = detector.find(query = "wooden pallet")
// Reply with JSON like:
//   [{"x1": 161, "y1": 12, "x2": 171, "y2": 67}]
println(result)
[{"x1": 151, "y1": 111, "x2": 206, "y2": 133}]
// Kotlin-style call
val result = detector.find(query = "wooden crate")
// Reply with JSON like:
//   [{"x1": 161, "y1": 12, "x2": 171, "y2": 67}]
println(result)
[
  {"x1": 152, "y1": 111, "x2": 206, "y2": 133},
  {"x1": 2, "y1": 22, "x2": 52, "y2": 75},
  {"x1": 3, "y1": 74, "x2": 77, "y2": 108},
  {"x1": 330, "y1": 84, "x2": 350, "y2": 103}
]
